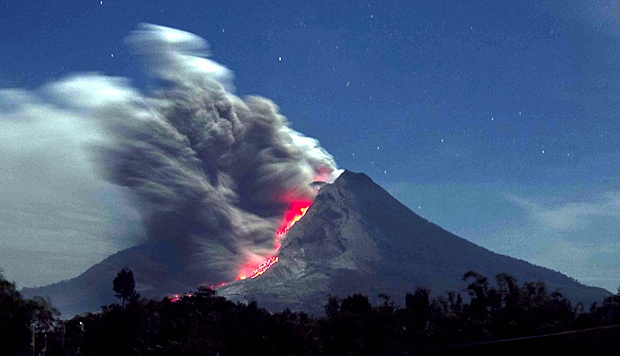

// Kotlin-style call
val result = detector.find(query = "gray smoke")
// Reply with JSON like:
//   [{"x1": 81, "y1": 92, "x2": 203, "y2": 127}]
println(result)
[
  {"x1": 1, "y1": 24, "x2": 340, "y2": 283},
  {"x1": 101, "y1": 24, "x2": 341, "y2": 280}
]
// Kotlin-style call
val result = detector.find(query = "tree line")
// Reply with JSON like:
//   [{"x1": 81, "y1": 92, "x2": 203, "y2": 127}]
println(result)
[{"x1": 2, "y1": 268, "x2": 620, "y2": 355}]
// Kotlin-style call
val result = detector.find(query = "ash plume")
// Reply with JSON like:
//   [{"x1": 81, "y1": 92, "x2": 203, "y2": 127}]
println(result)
[{"x1": 1, "y1": 24, "x2": 340, "y2": 283}]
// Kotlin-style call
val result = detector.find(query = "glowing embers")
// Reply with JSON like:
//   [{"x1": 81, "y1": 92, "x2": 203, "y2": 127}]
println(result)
[
  {"x1": 237, "y1": 200, "x2": 313, "y2": 281},
  {"x1": 238, "y1": 256, "x2": 279, "y2": 280},
  {"x1": 274, "y1": 200, "x2": 312, "y2": 250},
  {"x1": 209, "y1": 281, "x2": 227, "y2": 289},
  {"x1": 169, "y1": 294, "x2": 181, "y2": 303},
  {"x1": 168, "y1": 293, "x2": 193, "y2": 303}
]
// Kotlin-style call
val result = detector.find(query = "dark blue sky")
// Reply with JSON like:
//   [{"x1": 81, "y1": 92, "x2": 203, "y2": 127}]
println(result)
[{"x1": 1, "y1": 1, "x2": 619, "y2": 291}]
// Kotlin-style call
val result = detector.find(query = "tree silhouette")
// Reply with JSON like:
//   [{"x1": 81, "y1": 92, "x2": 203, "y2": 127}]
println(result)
[
  {"x1": 50, "y1": 272, "x2": 620, "y2": 355},
  {"x1": 112, "y1": 267, "x2": 139, "y2": 307},
  {"x1": 0, "y1": 269, "x2": 59, "y2": 354}
]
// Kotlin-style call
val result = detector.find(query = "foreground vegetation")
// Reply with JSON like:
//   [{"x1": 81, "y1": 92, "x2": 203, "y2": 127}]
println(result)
[{"x1": 2, "y1": 269, "x2": 620, "y2": 355}]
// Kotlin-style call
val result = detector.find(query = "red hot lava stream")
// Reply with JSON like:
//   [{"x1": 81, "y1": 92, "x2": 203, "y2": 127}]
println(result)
[
  {"x1": 169, "y1": 200, "x2": 312, "y2": 302},
  {"x1": 237, "y1": 200, "x2": 312, "y2": 280}
]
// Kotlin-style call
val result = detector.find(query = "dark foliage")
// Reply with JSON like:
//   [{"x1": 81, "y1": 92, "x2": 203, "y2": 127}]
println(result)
[
  {"x1": 0, "y1": 270, "x2": 59, "y2": 355},
  {"x1": 5, "y1": 270, "x2": 620, "y2": 354},
  {"x1": 113, "y1": 267, "x2": 140, "y2": 307}
]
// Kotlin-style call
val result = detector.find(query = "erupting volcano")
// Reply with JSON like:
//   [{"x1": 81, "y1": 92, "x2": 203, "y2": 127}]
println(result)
[
  {"x1": 17, "y1": 24, "x2": 345, "y2": 317},
  {"x1": 237, "y1": 199, "x2": 313, "y2": 280},
  {"x1": 215, "y1": 171, "x2": 612, "y2": 315}
]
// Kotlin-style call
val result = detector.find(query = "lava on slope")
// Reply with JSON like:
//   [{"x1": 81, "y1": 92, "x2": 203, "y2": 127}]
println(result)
[
  {"x1": 237, "y1": 200, "x2": 312, "y2": 280},
  {"x1": 170, "y1": 199, "x2": 313, "y2": 299},
  {"x1": 274, "y1": 200, "x2": 312, "y2": 250},
  {"x1": 239, "y1": 256, "x2": 279, "y2": 280}
]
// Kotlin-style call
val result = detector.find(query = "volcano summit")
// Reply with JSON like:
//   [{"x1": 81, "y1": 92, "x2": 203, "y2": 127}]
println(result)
[
  {"x1": 217, "y1": 170, "x2": 610, "y2": 314},
  {"x1": 24, "y1": 170, "x2": 609, "y2": 316}
]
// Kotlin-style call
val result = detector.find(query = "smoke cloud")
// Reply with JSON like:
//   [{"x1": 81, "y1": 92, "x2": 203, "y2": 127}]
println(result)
[{"x1": 1, "y1": 24, "x2": 340, "y2": 284}]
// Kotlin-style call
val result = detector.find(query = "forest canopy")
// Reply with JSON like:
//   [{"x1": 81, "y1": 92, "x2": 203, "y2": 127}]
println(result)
[{"x1": 2, "y1": 269, "x2": 620, "y2": 355}]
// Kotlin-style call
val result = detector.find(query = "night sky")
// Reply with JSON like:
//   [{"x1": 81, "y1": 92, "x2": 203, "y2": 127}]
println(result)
[{"x1": 1, "y1": 1, "x2": 619, "y2": 292}]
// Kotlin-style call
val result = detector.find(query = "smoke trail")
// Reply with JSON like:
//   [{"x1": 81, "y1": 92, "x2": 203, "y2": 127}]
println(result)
[{"x1": 33, "y1": 24, "x2": 339, "y2": 282}]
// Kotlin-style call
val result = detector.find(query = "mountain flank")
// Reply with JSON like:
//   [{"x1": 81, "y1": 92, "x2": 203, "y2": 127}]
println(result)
[
  {"x1": 218, "y1": 171, "x2": 610, "y2": 313},
  {"x1": 23, "y1": 170, "x2": 610, "y2": 316}
]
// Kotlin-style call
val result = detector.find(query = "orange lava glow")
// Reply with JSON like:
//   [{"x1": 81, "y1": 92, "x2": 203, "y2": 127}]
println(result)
[
  {"x1": 166, "y1": 200, "x2": 314, "y2": 302},
  {"x1": 169, "y1": 294, "x2": 180, "y2": 303},
  {"x1": 238, "y1": 256, "x2": 279, "y2": 280},
  {"x1": 209, "y1": 281, "x2": 227, "y2": 289},
  {"x1": 274, "y1": 200, "x2": 312, "y2": 250},
  {"x1": 237, "y1": 200, "x2": 312, "y2": 281}
]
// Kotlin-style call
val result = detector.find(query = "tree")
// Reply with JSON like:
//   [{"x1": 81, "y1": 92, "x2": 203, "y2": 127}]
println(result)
[
  {"x1": 113, "y1": 267, "x2": 139, "y2": 307},
  {"x1": 406, "y1": 287, "x2": 431, "y2": 319},
  {"x1": 325, "y1": 295, "x2": 340, "y2": 320},
  {"x1": 0, "y1": 269, "x2": 59, "y2": 354},
  {"x1": 340, "y1": 294, "x2": 372, "y2": 315}
]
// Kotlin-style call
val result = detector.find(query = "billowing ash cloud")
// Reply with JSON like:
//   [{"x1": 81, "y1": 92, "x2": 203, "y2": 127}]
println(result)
[{"x1": 1, "y1": 24, "x2": 341, "y2": 283}]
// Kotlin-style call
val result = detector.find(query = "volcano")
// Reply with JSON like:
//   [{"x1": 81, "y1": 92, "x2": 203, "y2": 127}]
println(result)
[
  {"x1": 23, "y1": 170, "x2": 610, "y2": 316},
  {"x1": 217, "y1": 170, "x2": 610, "y2": 314}
]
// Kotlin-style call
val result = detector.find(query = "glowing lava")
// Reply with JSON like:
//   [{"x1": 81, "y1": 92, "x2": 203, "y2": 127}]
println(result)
[
  {"x1": 209, "y1": 281, "x2": 227, "y2": 289},
  {"x1": 274, "y1": 200, "x2": 312, "y2": 250},
  {"x1": 166, "y1": 199, "x2": 313, "y2": 302},
  {"x1": 237, "y1": 200, "x2": 312, "y2": 281},
  {"x1": 238, "y1": 256, "x2": 279, "y2": 280}
]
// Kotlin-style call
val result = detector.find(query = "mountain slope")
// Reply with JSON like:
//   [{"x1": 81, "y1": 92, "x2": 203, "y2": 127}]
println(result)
[
  {"x1": 218, "y1": 171, "x2": 610, "y2": 313},
  {"x1": 24, "y1": 170, "x2": 610, "y2": 317},
  {"x1": 21, "y1": 241, "x2": 220, "y2": 317}
]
